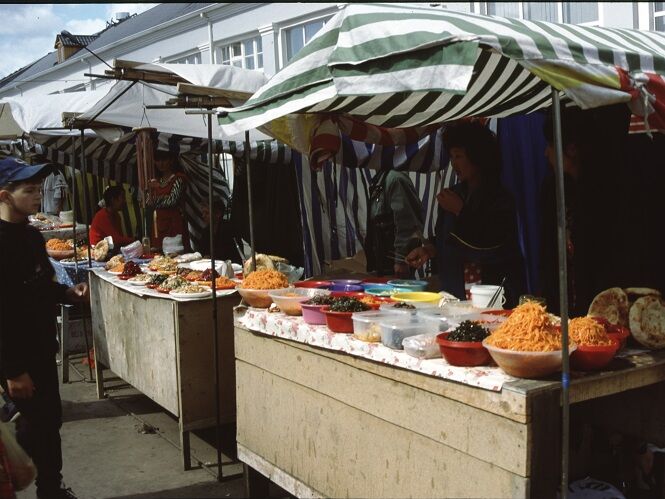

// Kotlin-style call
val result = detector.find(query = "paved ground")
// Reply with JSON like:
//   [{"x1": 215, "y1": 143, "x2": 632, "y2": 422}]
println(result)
[{"x1": 13, "y1": 359, "x2": 284, "y2": 499}]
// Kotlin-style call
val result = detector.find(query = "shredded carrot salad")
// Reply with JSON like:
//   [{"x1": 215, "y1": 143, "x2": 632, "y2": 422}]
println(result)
[
  {"x1": 241, "y1": 269, "x2": 289, "y2": 290},
  {"x1": 569, "y1": 317, "x2": 613, "y2": 346},
  {"x1": 485, "y1": 301, "x2": 563, "y2": 352}
]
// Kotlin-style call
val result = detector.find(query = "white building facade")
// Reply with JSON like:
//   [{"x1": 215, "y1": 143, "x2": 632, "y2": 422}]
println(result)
[{"x1": 0, "y1": 2, "x2": 661, "y2": 99}]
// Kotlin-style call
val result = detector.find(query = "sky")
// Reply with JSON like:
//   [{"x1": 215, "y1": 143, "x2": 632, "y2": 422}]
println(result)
[{"x1": 0, "y1": 3, "x2": 158, "y2": 78}]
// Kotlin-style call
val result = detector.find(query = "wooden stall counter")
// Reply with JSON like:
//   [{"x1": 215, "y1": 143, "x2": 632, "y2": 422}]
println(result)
[
  {"x1": 90, "y1": 272, "x2": 240, "y2": 470},
  {"x1": 234, "y1": 315, "x2": 665, "y2": 499}
]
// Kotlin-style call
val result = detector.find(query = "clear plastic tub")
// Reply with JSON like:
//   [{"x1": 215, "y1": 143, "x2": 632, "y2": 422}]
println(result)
[
  {"x1": 379, "y1": 302, "x2": 419, "y2": 317},
  {"x1": 379, "y1": 317, "x2": 430, "y2": 350},
  {"x1": 453, "y1": 312, "x2": 507, "y2": 332},
  {"x1": 417, "y1": 308, "x2": 457, "y2": 334},
  {"x1": 351, "y1": 310, "x2": 399, "y2": 342},
  {"x1": 402, "y1": 333, "x2": 440, "y2": 359}
]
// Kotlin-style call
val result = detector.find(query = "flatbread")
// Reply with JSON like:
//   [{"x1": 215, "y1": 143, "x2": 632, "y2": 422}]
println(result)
[
  {"x1": 629, "y1": 296, "x2": 665, "y2": 349},
  {"x1": 625, "y1": 287, "x2": 662, "y2": 297},
  {"x1": 92, "y1": 240, "x2": 109, "y2": 262},
  {"x1": 588, "y1": 287, "x2": 629, "y2": 328}
]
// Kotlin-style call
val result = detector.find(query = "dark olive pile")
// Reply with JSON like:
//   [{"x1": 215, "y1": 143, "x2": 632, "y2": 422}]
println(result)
[
  {"x1": 329, "y1": 297, "x2": 370, "y2": 313},
  {"x1": 447, "y1": 320, "x2": 489, "y2": 342},
  {"x1": 148, "y1": 274, "x2": 168, "y2": 286},
  {"x1": 201, "y1": 268, "x2": 220, "y2": 281},
  {"x1": 393, "y1": 302, "x2": 416, "y2": 310},
  {"x1": 304, "y1": 294, "x2": 335, "y2": 306}
]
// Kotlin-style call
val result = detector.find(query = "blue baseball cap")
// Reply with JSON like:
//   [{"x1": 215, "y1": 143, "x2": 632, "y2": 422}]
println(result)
[{"x1": 0, "y1": 158, "x2": 54, "y2": 187}]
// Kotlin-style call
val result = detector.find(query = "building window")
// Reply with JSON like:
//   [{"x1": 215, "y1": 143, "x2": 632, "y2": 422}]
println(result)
[
  {"x1": 169, "y1": 52, "x2": 202, "y2": 64},
  {"x1": 655, "y1": 2, "x2": 665, "y2": 31},
  {"x1": 285, "y1": 18, "x2": 329, "y2": 61},
  {"x1": 487, "y1": 2, "x2": 520, "y2": 18},
  {"x1": 217, "y1": 36, "x2": 263, "y2": 70},
  {"x1": 563, "y1": 3, "x2": 598, "y2": 24},
  {"x1": 523, "y1": 2, "x2": 558, "y2": 22}
]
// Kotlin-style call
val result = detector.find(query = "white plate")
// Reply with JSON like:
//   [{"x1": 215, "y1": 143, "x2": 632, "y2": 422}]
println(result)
[
  {"x1": 108, "y1": 270, "x2": 123, "y2": 275},
  {"x1": 169, "y1": 289, "x2": 213, "y2": 299},
  {"x1": 127, "y1": 279, "x2": 148, "y2": 286},
  {"x1": 207, "y1": 289, "x2": 237, "y2": 297}
]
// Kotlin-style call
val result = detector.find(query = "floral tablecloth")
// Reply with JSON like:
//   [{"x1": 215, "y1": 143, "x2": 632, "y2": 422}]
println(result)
[{"x1": 236, "y1": 309, "x2": 516, "y2": 392}]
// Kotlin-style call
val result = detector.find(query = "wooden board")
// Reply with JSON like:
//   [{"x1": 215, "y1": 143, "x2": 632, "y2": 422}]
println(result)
[
  {"x1": 235, "y1": 327, "x2": 529, "y2": 476},
  {"x1": 236, "y1": 359, "x2": 528, "y2": 498},
  {"x1": 91, "y1": 274, "x2": 179, "y2": 415}
]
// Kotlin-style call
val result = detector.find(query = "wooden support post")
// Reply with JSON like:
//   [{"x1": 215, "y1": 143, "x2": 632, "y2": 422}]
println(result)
[
  {"x1": 244, "y1": 464, "x2": 270, "y2": 498},
  {"x1": 133, "y1": 127, "x2": 157, "y2": 242}
]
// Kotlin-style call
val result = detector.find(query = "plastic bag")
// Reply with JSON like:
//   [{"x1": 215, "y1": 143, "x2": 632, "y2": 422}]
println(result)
[
  {"x1": 402, "y1": 333, "x2": 440, "y2": 360},
  {"x1": 275, "y1": 262, "x2": 304, "y2": 283},
  {"x1": 120, "y1": 240, "x2": 143, "y2": 260},
  {"x1": 0, "y1": 421, "x2": 36, "y2": 491},
  {"x1": 162, "y1": 235, "x2": 184, "y2": 256}
]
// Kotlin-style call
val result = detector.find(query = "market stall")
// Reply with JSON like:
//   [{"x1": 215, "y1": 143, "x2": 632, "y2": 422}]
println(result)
[
  {"x1": 89, "y1": 259, "x2": 240, "y2": 470},
  {"x1": 218, "y1": 3, "x2": 665, "y2": 497}
]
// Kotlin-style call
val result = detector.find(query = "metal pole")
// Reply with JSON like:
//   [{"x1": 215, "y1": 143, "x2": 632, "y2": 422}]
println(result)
[
  {"x1": 552, "y1": 88, "x2": 570, "y2": 498},
  {"x1": 245, "y1": 131, "x2": 256, "y2": 271},
  {"x1": 71, "y1": 138, "x2": 79, "y2": 275},
  {"x1": 78, "y1": 129, "x2": 94, "y2": 382},
  {"x1": 207, "y1": 109, "x2": 223, "y2": 481}
]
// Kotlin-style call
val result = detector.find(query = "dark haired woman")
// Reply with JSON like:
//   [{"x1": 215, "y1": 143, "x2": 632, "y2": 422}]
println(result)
[
  {"x1": 146, "y1": 150, "x2": 189, "y2": 251},
  {"x1": 406, "y1": 121, "x2": 525, "y2": 307},
  {"x1": 89, "y1": 185, "x2": 135, "y2": 246}
]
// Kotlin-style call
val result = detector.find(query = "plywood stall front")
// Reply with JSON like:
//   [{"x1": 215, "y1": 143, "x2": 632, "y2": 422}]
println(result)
[{"x1": 90, "y1": 273, "x2": 239, "y2": 469}]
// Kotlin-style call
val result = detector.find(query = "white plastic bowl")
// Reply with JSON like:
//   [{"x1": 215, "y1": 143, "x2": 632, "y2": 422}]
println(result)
[
  {"x1": 238, "y1": 287, "x2": 289, "y2": 308},
  {"x1": 482, "y1": 339, "x2": 577, "y2": 379},
  {"x1": 268, "y1": 288, "x2": 329, "y2": 316}
]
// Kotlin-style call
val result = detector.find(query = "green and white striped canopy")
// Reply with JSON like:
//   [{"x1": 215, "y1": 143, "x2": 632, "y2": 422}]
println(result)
[{"x1": 218, "y1": 3, "x2": 665, "y2": 148}]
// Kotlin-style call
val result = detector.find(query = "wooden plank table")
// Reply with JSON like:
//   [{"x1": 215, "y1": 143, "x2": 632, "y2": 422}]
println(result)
[
  {"x1": 89, "y1": 273, "x2": 240, "y2": 469},
  {"x1": 234, "y1": 323, "x2": 665, "y2": 498}
]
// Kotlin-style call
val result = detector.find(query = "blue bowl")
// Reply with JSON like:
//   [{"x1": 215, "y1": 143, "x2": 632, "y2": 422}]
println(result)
[
  {"x1": 330, "y1": 284, "x2": 364, "y2": 293},
  {"x1": 331, "y1": 279, "x2": 362, "y2": 286},
  {"x1": 387, "y1": 279, "x2": 428, "y2": 291},
  {"x1": 364, "y1": 284, "x2": 395, "y2": 296}
]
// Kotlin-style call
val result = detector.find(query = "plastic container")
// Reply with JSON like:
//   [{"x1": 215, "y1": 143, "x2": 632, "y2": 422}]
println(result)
[
  {"x1": 351, "y1": 310, "x2": 400, "y2": 342},
  {"x1": 237, "y1": 287, "x2": 288, "y2": 308},
  {"x1": 330, "y1": 284, "x2": 364, "y2": 293},
  {"x1": 390, "y1": 292, "x2": 443, "y2": 308},
  {"x1": 437, "y1": 332, "x2": 491, "y2": 367},
  {"x1": 301, "y1": 303, "x2": 328, "y2": 325},
  {"x1": 269, "y1": 288, "x2": 329, "y2": 316},
  {"x1": 322, "y1": 307, "x2": 355, "y2": 333},
  {"x1": 441, "y1": 300, "x2": 488, "y2": 318},
  {"x1": 387, "y1": 279, "x2": 428, "y2": 292},
  {"x1": 379, "y1": 317, "x2": 430, "y2": 349},
  {"x1": 571, "y1": 338, "x2": 620, "y2": 371},
  {"x1": 402, "y1": 333, "x2": 440, "y2": 359},
  {"x1": 483, "y1": 340, "x2": 577, "y2": 379},
  {"x1": 417, "y1": 308, "x2": 456, "y2": 334},
  {"x1": 453, "y1": 312, "x2": 507, "y2": 332},
  {"x1": 294, "y1": 280, "x2": 332, "y2": 289},
  {"x1": 470, "y1": 284, "x2": 506, "y2": 308},
  {"x1": 379, "y1": 302, "x2": 420, "y2": 317}
]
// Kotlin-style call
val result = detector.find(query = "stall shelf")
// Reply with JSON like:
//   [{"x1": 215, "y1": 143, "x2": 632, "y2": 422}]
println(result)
[
  {"x1": 235, "y1": 316, "x2": 665, "y2": 498},
  {"x1": 89, "y1": 271, "x2": 240, "y2": 470}
]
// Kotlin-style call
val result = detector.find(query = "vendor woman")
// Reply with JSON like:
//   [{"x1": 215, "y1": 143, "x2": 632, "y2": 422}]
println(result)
[
  {"x1": 146, "y1": 150, "x2": 189, "y2": 251},
  {"x1": 89, "y1": 185, "x2": 135, "y2": 247},
  {"x1": 406, "y1": 121, "x2": 525, "y2": 307}
]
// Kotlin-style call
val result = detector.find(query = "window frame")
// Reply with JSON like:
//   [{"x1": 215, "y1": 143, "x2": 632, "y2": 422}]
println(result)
[
  {"x1": 215, "y1": 35, "x2": 264, "y2": 70},
  {"x1": 483, "y1": 2, "x2": 601, "y2": 25},
  {"x1": 165, "y1": 49, "x2": 203, "y2": 65},
  {"x1": 278, "y1": 13, "x2": 333, "y2": 68},
  {"x1": 654, "y1": 2, "x2": 665, "y2": 31}
]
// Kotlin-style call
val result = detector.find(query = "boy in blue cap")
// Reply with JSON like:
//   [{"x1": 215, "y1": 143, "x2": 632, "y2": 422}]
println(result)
[{"x1": 0, "y1": 158, "x2": 87, "y2": 499}]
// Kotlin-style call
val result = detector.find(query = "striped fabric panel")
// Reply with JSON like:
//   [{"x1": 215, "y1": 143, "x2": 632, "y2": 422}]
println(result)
[
  {"x1": 295, "y1": 133, "x2": 456, "y2": 276},
  {"x1": 219, "y1": 3, "x2": 665, "y2": 137}
]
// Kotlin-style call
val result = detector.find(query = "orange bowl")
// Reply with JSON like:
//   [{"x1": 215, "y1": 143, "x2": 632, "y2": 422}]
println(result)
[{"x1": 571, "y1": 338, "x2": 620, "y2": 371}]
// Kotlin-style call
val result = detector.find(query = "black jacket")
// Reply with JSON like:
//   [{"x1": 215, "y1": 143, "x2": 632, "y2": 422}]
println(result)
[{"x1": 0, "y1": 220, "x2": 68, "y2": 379}]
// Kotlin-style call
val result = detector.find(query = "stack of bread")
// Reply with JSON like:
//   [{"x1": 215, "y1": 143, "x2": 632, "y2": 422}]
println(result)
[{"x1": 588, "y1": 287, "x2": 665, "y2": 349}]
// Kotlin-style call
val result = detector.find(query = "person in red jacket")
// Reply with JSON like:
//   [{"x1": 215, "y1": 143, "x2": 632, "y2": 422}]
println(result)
[
  {"x1": 89, "y1": 185, "x2": 134, "y2": 247},
  {"x1": 146, "y1": 151, "x2": 189, "y2": 251}
]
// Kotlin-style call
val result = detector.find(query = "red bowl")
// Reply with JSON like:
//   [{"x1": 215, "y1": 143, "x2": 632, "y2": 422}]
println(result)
[
  {"x1": 436, "y1": 332, "x2": 492, "y2": 367},
  {"x1": 591, "y1": 317, "x2": 630, "y2": 349},
  {"x1": 571, "y1": 338, "x2": 620, "y2": 371},
  {"x1": 322, "y1": 307, "x2": 355, "y2": 333},
  {"x1": 294, "y1": 280, "x2": 332, "y2": 289},
  {"x1": 331, "y1": 291, "x2": 366, "y2": 299}
]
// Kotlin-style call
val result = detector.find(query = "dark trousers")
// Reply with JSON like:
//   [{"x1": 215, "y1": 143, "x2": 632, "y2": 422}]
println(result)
[{"x1": 10, "y1": 358, "x2": 63, "y2": 495}]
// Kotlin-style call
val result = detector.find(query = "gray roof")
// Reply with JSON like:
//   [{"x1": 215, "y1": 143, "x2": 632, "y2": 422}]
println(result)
[
  {"x1": 0, "y1": 3, "x2": 214, "y2": 90},
  {"x1": 56, "y1": 34, "x2": 99, "y2": 47}
]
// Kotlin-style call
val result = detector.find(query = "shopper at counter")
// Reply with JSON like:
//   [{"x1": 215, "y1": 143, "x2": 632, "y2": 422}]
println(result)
[
  {"x1": 89, "y1": 185, "x2": 135, "y2": 247},
  {"x1": 365, "y1": 169, "x2": 424, "y2": 278},
  {"x1": 406, "y1": 121, "x2": 525, "y2": 307}
]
